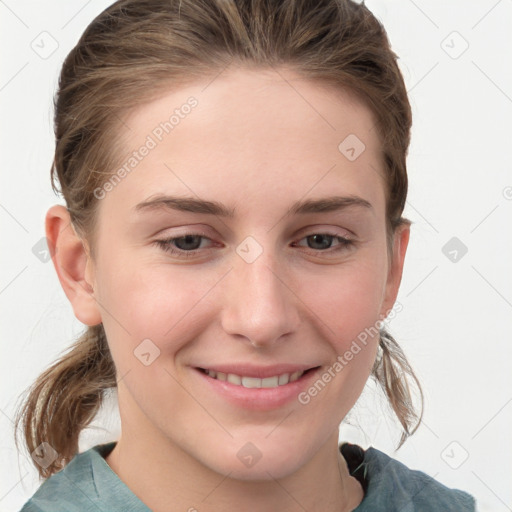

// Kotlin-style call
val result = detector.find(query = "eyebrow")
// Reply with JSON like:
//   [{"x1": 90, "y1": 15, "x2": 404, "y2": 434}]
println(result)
[{"x1": 134, "y1": 194, "x2": 373, "y2": 217}]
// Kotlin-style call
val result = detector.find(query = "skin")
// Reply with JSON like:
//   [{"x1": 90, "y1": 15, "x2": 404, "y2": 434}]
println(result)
[{"x1": 46, "y1": 66, "x2": 409, "y2": 512}]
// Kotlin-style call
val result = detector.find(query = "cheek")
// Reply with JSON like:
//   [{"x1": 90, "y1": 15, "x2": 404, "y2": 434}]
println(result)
[
  {"x1": 95, "y1": 256, "x2": 219, "y2": 349},
  {"x1": 297, "y1": 251, "x2": 388, "y2": 350},
  {"x1": 293, "y1": 258, "x2": 385, "y2": 432},
  {"x1": 94, "y1": 261, "x2": 219, "y2": 414}
]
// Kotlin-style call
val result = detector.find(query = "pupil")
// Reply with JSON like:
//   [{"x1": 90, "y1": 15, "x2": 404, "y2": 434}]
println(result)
[
  {"x1": 177, "y1": 235, "x2": 201, "y2": 250},
  {"x1": 310, "y1": 234, "x2": 331, "y2": 249}
]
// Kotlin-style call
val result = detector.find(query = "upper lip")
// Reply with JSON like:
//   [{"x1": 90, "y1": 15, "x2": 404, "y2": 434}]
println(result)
[{"x1": 194, "y1": 363, "x2": 319, "y2": 379}]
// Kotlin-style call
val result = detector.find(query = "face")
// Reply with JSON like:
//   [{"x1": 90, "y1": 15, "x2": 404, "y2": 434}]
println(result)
[{"x1": 80, "y1": 66, "x2": 408, "y2": 479}]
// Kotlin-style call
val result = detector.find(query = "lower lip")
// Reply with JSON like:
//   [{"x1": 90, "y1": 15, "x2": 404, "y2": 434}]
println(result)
[{"x1": 192, "y1": 367, "x2": 322, "y2": 410}]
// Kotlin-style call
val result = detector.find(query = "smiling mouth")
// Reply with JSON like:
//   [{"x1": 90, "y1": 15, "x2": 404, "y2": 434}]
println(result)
[{"x1": 196, "y1": 367, "x2": 319, "y2": 389}]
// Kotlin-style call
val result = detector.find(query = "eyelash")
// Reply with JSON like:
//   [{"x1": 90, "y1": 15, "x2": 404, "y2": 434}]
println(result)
[{"x1": 154, "y1": 232, "x2": 354, "y2": 258}]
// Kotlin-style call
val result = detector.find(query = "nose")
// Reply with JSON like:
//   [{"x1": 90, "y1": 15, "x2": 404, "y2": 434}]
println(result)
[{"x1": 220, "y1": 246, "x2": 301, "y2": 348}]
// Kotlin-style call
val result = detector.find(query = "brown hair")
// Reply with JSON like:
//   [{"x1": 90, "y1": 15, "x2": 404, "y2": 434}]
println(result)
[{"x1": 14, "y1": 0, "x2": 423, "y2": 478}]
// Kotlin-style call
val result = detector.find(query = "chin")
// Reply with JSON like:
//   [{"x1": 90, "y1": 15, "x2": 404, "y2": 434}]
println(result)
[{"x1": 200, "y1": 439, "x2": 307, "y2": 481}]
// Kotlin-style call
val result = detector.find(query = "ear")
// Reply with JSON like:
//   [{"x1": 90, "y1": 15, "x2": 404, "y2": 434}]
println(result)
[
  {"x1": 380, "y1": 222, "x2": 410, "y2": 318},
  {"x1": 45, "y1": 205, "x2": 102, "y2": 326}
]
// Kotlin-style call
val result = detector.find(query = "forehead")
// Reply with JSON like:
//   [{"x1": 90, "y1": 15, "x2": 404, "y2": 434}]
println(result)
[{"x1": 102, "y1": 66, "x2": 385, "y2": 217}]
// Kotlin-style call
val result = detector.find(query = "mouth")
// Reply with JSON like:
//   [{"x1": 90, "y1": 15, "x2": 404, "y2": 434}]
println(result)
[
  {"x1": 196, "y1": 366, "x2": 320, "y2": 388},
  {"x1": 192, "y1": 364, "x2": 322, "y2": 410}
]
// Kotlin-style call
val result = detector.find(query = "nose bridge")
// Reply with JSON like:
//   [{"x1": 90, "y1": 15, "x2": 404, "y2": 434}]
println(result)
[{"x1": 220, "y1": 238, "x2": 299, "y2": 347}]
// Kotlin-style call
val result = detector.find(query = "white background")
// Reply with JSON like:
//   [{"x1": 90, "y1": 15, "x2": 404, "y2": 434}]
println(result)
[{"x1": 1, "y1": 1, "x2": 511, "y2": 511}]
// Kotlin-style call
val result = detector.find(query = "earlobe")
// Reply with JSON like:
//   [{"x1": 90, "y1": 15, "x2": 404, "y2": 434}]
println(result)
[
  {"x1": 45, "y1": 205, "x2": 102, "y2": 326},
  {"x1": 380, "y1": 223, "x2": 410, "y2": 318}
]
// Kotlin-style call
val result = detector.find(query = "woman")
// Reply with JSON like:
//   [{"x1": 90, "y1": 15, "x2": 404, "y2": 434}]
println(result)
[{"x1": 15, "y1": 0, "x2": 476, "y2": 510}]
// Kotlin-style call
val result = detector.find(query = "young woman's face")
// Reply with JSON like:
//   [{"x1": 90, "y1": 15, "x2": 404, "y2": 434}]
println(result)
[{"x1": 84, "y1": 66, "x2": 408, "y2": 479}]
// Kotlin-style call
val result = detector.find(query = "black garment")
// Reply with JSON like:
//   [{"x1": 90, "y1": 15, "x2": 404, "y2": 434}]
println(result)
[{"x1": 340, "y1": 442, "x2": 369, "y2": 492}]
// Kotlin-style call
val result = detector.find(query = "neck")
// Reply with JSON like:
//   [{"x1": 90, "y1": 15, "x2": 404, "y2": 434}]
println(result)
[{"x1": 105, "y1": 428, "x2": 363, "y2": 512}]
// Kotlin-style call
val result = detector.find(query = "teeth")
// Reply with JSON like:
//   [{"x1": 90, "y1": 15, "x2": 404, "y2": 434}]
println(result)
[
  {"x1": 227, "y1": 373, "x2": 241, "y2": 385},
  {"x1": 203, "y1": 369, "x2": 305, "y2": 388},
  {"x1": 241, "y1": 376, "x2": 261, "y2": 388},
  {"x1": 261, "y1": 376, "x2": 279, "y2": 388},
  {"x1": 278, "y1": 373, "x2": 289, "y2": 385},
  {"x1": 289, "y1": 370, "x2": 302, "y2": 382}
]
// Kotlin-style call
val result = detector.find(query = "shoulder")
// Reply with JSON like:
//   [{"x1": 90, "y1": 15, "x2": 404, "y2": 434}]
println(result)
[
  {"x1": 18, "y1": 442, "x2": 114, "y2": 512},
  {"x1": 355, "y1": 445, "x2": 477, "y2": 511}
]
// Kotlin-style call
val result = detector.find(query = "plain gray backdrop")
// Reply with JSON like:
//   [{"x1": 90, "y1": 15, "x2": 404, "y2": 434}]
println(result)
[{"x1": 1, "y1": 1, "x2": 511, "y2": 511}]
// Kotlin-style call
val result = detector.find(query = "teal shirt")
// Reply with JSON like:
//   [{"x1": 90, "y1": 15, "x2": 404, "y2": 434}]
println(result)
[{"x1": 20, "y1": 442, "x2": 476, "y2": 511}]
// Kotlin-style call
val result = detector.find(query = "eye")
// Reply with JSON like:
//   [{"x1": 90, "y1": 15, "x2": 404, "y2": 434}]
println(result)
[
  {"x1": 154, "y1": 233, "x2": 214, "y2": 257},
  {"x1": 154, "y1": 231, "x2": 354, "y2": 259},
  {"x1": 294, "y1": 233, "x2": 354, "y2": 253}
]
